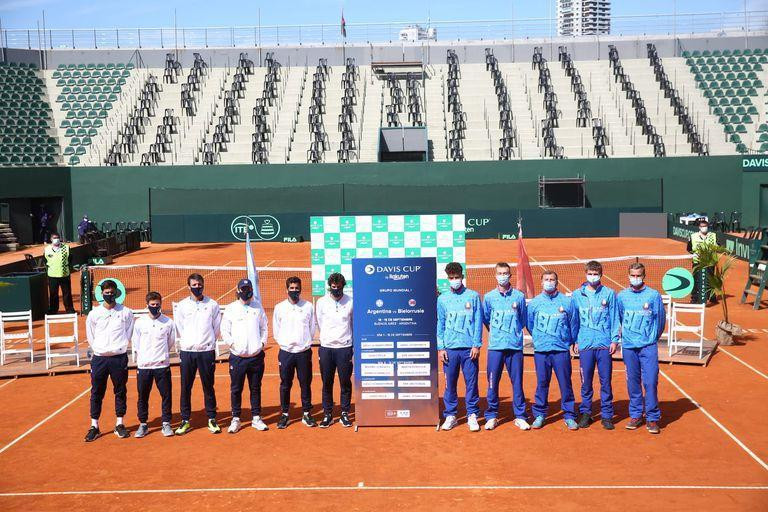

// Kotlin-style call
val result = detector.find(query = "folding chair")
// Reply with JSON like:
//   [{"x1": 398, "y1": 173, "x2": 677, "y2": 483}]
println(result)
[
  {"x1": 44, "y1": 313, "x2": 80, "y2": 369},
  {"x1": 131, "y1": 308, "x2": 149, "y2": 363},
  {"x1": 1, "y1": 310, "x2": 34, "y2": 365},
  {"x1": 669, "y1": 302, "x2": 706, "y2": 359},
  {"x1": 215, "y1": 304, "x2": 229, "y2": 358},
  {"x1": 660, "y1": 294, "x2": 672, "y2": 344}
]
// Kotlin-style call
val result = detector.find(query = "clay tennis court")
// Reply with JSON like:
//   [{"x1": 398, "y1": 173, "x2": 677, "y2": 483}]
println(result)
[{"x1": 0, "y1": 237, "x2": 766, "y2": 511}]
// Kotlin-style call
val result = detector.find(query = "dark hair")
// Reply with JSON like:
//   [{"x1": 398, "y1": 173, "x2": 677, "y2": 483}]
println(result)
[
  {"x1": 585, "y1": 260, "x2": 603, "y2": 275},
  {"x1": 187, "y1": 273, "x2": 204, "y2": 286},
  {"x1": 541, "y1": 270, "x2": 558, "y2": 280},
  {"x1": 445, "y1": 262, "x2": 463, "y2": 276},
  {"x1": 495, "y1": 262, "x2": 511, "y2": 271},
  {"x1": 327, "y1": 273, "x2": 346, "y2": 287},
  {"x1": 100, "y1": 279, "x2": 117, "y2": 291},
  {"x1": 629, "y1": 262, "x2": 646, "y2": 275},
  {"x1": 698, "y1": 218, "x2": 709, "y2": 226},
  {"x1": 146, "y1": 291, "x2": 162, "y2": 303},
  {"x1": 50, "y1": 231, "x2": 60, "y2": 238},
  {"x1": 286, "y1": 276, "x2": 302, "y2": 288}
]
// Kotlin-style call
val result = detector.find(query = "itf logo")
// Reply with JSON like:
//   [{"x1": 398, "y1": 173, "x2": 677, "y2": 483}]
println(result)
[
  {"x1": 364, "y1": 264, "x2": 376, "y2": 275},
  {"x1": 231, "y1": 215, "x2": 281, "y2": 241}
]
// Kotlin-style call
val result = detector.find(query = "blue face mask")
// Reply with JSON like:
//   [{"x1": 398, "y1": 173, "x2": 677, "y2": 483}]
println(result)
[
  {"x1": 542, "y1": 281, "x2": 557, "y2": 293},
  {"x1": 148, "y1": 305, "x2": 162, "y2": 316},
  {"x1": 238, "y1": 289, "x2": 253, "y2": 301},
  {"x1": 190, "y1": 287, "x2": 203, "y2": 297},
  {"x1": 330, "y1": 288, "x2": 343, "y2": 298},
  {"x1": 586, "y1": 275, "x2": 601, "y2": 285},
  {"x1": 102, "y1": 293, "x2": 116, "y2": 305},
  {"x1": 630, "y1": 276, "x2": 644, "y2": 287},
  {"x1": 449, "y1": 279, "x2": 463, "y2": 290},
  {"x1": 496, "y1": 274, "x2": 510, "y2": 286}
]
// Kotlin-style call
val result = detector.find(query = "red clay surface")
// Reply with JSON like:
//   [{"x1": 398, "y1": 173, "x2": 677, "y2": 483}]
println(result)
[{"x1": 0, "y1": 237, "x2": 766, "y2": 511}]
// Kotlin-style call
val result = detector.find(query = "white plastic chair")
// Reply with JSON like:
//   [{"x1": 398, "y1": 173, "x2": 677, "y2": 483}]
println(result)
[
  {"x1": 660, "y1": 294, "x2": 672, "y2": 343},
  {"x1": 44, "y1": 313, "x2": 79, "y2": 369},
  {"x1": 1, "y1": 310, "x2": 34, "y2": 365},
  {"x1": 215, "y1": 304, "x2": 228, "y2": 357},
  {"x1": 131, "y1": 308, "x2": 149, "y2": 363},
  {"x1": 669, "y1": 302, "x2": 706, "y2": 359}
]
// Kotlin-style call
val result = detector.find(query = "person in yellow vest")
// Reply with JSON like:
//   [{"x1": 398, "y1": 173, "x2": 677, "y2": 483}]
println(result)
[
  {"x1": 44, "y1": 232, "x2": 76, "y2": 314},
  {"x1": 688, "y1": 219, "x2": 718, "y2": 304}
]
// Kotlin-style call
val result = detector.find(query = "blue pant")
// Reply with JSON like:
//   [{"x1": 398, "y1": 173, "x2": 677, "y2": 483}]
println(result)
[
  {"x1": 485, "y1": 349, "x2": 527, "y2": 420},
  {"x1": 442, "y1": 348, "x2": 480, "y2": 418},
  {"x1": 579, "y1": 348, "x2": 614, "y2": 419},
  {"x1": 623, "y1": 343, "x2": 660, "y2": 422},
  {"x1": 533, "y1": 350, "x2": 576, "y2": 420}
]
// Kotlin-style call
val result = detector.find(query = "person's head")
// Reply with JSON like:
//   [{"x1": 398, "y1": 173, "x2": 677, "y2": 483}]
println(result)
[
  {"x1": 82, "y1": 214, "x2": 88, "y2": 221},
  {"x1": 286, "y1": 276, "x2": 302, "y2": 302},
  {"x1": 146, "y1": 291, "x2": 162, "y2": 317},
  {"x1": 50, "y1": 232, "x2": 61, "y2": 246},
  {"x1": 188, "y1": 273, "x2": 204, "y2": 298},
  {"x1": 100, "y1": 280, "x2": 118, "y2": 306},
  {"x1": 585, "y1": 260, "x2": 603, "y2": 286},
  {"x1": 237, "y1": 279, "x2": 254, "y2": 302},
  {"x1": 542, "y1": 270, "x2": 558, "y2": 293},
  {"x1": 698, "y1": 219, "x2": 709, "y2": 234},
  {"x1": 628, "y1": 262, "x2": 646, "y2": 288},
  {"x1": 445, "y1": 262, "x2": 464, "y2": 290},
  {"x1": 495, "y1": 262, "x2": 511, "y2": 287},
  {"x1": 328, "y1": 273, "x2": 346, "y2": 300}
]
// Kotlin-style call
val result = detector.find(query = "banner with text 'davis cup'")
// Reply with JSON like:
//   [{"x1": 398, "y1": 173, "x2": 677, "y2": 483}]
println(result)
[{"x1": 352, "y1": 257, "x2": 439, "y2": 427}]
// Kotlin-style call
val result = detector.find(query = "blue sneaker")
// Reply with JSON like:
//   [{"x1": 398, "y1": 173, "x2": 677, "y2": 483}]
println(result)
[
  {"x1": 564, "y1": 418, "x2": 579, "y2": 431},
  {"x1": 531, "y1": 415, "x2": 545, "y2": 429}
]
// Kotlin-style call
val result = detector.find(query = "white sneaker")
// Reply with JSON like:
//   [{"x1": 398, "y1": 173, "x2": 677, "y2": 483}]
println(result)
[
  {"x1": 484, "y1": 417, "x2": 498, "y2": 430},
  {"x1": 251, "y1": 416, "x2": 268, "y2": 431},
  {"x1": 227, "y1": 417, "x2": 241, "y2": 434},
  {"x1": 467, "y1": 413, "x2": 480, "y2": 432},
  {"x1": 441, "y1": 415, "x2": 457, "y2": 431},
  {"x1": 513, "y1": 418, "x2": 531, "y2": 431}
]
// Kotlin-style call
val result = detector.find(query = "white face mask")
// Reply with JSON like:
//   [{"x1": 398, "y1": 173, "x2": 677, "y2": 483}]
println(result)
[
  {"x1": 586, "y1": 275, "x2": 600, "y2": 285},
  {"x1": 699, "y1": 227, "x2": 708, "y2": 234},
  {"x1": 630, "y1": 276, "x2": 644, "y2": 287},
  {"x1": 51, "y1": 238, "x2": 61, "y2": 246},
  {"x1": 496, "y1": 274, "x2": 510, "y2": 286},
  {"x1": 449, "y1": 278, "x2": 463, "y2": 290}
]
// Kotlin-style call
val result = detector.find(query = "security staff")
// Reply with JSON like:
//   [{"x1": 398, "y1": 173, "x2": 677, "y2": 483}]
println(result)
[
  {"x1": 44, "y1": 232, "x2": 76, "y2": 315},
  {"x1": 688, "y1": 219, "x2": 718, "y2": 304}
]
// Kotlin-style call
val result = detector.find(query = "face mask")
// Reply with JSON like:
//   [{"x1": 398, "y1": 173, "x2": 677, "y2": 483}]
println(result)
[
  {"x1": 102, "y1": 293, "x2": 116, "y2": 305},
  {"x1": 543, "y1": 281, "x2": 557, "y2": 293},
  {"x1": 449, "y1": 279, "x2": 462, "y2": 290},
  {"x1": 190, "y1": 287, "x2": 203, "y2": 297},
  {"x1": 238, "y1": 289, "x2": 253, "y2": 301},
  {"x1": 288, "y1": 290, "x2": 301, "y2": 302},
  {"x1": 586, "y1": 275, "x2": 601, "y2": 285},
  {"x1": 51, "y1": 238, "x2": 61, "y2": 246},
  {"x1": 496, "y1": 274, "x2": 510, "y2": 286},
  {"x1": 630, "y1": 276, "x2": 644, "y2": 287},
  {"x1": 148, "y1": 305, "x2": 161, "y2": 316},
  {"x1": 330, "y1": 288, "x2": 343, "y2": 298},
  {"x1": 699, "y1": 227, "x2": 708, "y2": 234}
]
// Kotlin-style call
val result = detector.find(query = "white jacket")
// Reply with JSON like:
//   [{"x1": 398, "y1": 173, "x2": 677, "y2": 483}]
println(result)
[
  {"x1": 272, "y1": 298, "x2": 316, "y2": 353},
  {"x1": 221, "y1": 299, "x2": 268, "y2": 357},
  {"x1": 315, "y1": 294, "x2": 353, "y2": 348},
  {"x1": 132, "y1": 314, "x2": 175, "y2": 369},
  {"x1": 174, "y1": 296, "x2": 221, "y2": 352},
  {"x1": 86, "y1": 304, "x2": 134, "y2": 356}
]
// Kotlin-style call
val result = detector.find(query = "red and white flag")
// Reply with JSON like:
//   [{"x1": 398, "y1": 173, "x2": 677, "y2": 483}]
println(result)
[{"x1": 515, "y1": 221, "x2": 535, "y2": 298}]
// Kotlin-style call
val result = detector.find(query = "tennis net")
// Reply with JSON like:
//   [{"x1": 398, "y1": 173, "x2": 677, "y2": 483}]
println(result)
[{"x1": 84, "y1": 254, "x2": 692, "y2": 312}]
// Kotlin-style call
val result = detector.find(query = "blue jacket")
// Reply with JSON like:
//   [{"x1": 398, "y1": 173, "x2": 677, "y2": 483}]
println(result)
[
  {"x1": 573, "y1": 283, "x2": 620, "y2": 350},
  {"x1": 616, "y1": 285, "x2": 666, "y2": 349},
  {"x1": 482, "y1": 287, "x2": 527, "y2": 350},
  {"x1": 437, "y1": 286, "x2": 483, "y2": 350},
  {"x1": 526, "y1": 290, "x2": 578, "y2": 352}
]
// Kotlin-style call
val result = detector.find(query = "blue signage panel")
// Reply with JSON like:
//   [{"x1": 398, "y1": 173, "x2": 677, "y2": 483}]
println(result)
[{"x1": 352, "y1": 257, "x2": 439, "y2": 426}]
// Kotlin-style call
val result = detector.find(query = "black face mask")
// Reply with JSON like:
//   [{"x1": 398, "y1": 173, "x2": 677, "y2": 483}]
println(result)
[
  {"x1": 330, "y1": 288, "x2": 343, "y2": 298},
  {"x1": 237, "y1": 289, "x2": 253, "y2": 301},
  {"x1": 190, "y1": 287, "x2": 204, "y2": 298},
  {"x1": 288, "y1": 290, "x2": 301, "y2": 302},
  {"x1": 148, "y1": 305, "x2": 162, "y2": 316},
  {"x1": 102, "y1": 293, "x2": 116, "y2": 305}
]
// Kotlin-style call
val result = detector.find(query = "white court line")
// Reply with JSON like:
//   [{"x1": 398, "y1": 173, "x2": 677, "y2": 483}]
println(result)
[
  {"x1": 0, "y1": 387, "x2": 90, "y2": 456},
  {"x1": 0, "y1": 484, "x2": 766, "y2": 497},
  {"x1": 263, "y1": 260, "x2": 276, "y2": 268},
  {"x1": 0, "y1": 378, "x2": 17, "y2": 390},
  {"x1": 660, "y1": 369, "x2": 768, "y2": 472},
  {"x1": 717, "y1": 348, "x2": 768, "y2": 381}
]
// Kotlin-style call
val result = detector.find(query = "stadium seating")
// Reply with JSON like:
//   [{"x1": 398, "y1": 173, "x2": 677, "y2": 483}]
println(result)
[{"x1": 0, "y1": 62, "x2": 60, "y2": 166}]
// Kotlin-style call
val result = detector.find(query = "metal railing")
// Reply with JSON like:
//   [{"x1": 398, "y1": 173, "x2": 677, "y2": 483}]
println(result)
[{"x1": 3, "y1": 11, "x2": 766, "y2": 50}]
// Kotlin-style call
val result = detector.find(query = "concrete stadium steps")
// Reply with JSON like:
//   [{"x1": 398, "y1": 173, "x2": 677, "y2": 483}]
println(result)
[
  {"x1": 496, "y1": 63, "x2": 545, "y2": 159},
  {"x1": 424, "y1": 64, "x2": 448, "y2": 161},
  {"x1": 266, "y1": 66, "x2": 306, "y2": 164},
  {"x1": 357, "y1": 69, "x2": 384, "y2": 163}
]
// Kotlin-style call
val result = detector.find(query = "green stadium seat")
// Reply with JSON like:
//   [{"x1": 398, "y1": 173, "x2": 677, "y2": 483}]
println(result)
[
  {"x1": 758, "y1": 124, "x2": 768, "y2": 133},
  {"x1": 735, "y1": 143, "x2": 748, "y2": 154},
  {"x1": 736, "y1": 124, "x2": 747, "y2": 133},
  {"x1": 64, "y1": 128, "x2": 75, "y2": 138},
  {"x1": 56, "y1": 64, "x2": 67, "y2": 71},
  {"x1": 68, "y1": 156, "x2": 80, "y2": 165},
  {"x1": 69, "y1": 137, "x2": 80, "y2": 146},
  {"x1": 106, "y1": 63, "x2": 115, "y2": 70},
  {"x1": 63, "y1": 146, "x2": 74, "y2": 156},
  {"x1": 758, "y1": 133, "x2": 768, "y2": 142},
  {"x1": 742, "y1": 115, "x2": 753, "y2": 124},
  {"x1": 741, "y1": 97, "x2": 752, "y2": 105},
  {"x1": 724, "y1": 124, "x2": 735, "y2": 135},
  {"x1": 682, "y1": 50, "x2": 691, "y2": 58},
  {"x1": 692, "y1": 50, "x2": 701, "y2": 57},
  {"x1": 74, "y1": 146, "x2": 86, "y2": 156}
]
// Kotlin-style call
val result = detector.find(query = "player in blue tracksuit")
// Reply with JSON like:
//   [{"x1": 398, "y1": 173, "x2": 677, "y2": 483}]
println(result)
[
  {"x1": 437, "y1": 262, "x2": 483, "y2": 432},
  {"x1": 482, "y1": 262, "x2": 530, "y2": 431},
  {"x1": 572, "y1": 260, "x2": 620, "y2": 430},
  {"x1": 617, "y1": 262, "x2": 666, "y2": 435},
  {"x1": 526, "y1": 270, "x2": 580, "y2": 430}
]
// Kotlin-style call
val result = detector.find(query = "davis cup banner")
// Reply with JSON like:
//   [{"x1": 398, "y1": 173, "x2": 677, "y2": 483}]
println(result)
[{"x1": 352, "y1": 257, "x2": 439, "y2": 427}]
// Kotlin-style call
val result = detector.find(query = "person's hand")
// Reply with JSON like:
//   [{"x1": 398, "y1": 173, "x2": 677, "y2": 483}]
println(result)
[
  {"x1": 609, "y1": 342, "x2": 618, "y2": 355},
  {"x1": 470, "y1": 346, "x2": 480, "y2": 360},
  {"x1": 571, "y1": 344, "x2": 579, "y2": 356},
  {"x1": 439, "y1": 350, "x2": 448, "y2": 363}
]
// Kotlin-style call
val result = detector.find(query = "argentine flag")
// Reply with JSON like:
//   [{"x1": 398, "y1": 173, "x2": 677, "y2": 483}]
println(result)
[{"x1": 245, "y1": 231, "x2": 262, "y2": 305}]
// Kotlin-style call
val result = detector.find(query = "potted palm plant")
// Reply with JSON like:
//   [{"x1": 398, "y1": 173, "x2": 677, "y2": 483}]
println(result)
[{"x1": 693, "y1": 243, "x2": 743, "y2": 345}]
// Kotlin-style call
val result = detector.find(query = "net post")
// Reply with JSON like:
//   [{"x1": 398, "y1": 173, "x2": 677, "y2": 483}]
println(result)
[{"x1": 146, "y1": 264, "x2": 151, "y2": 295}]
